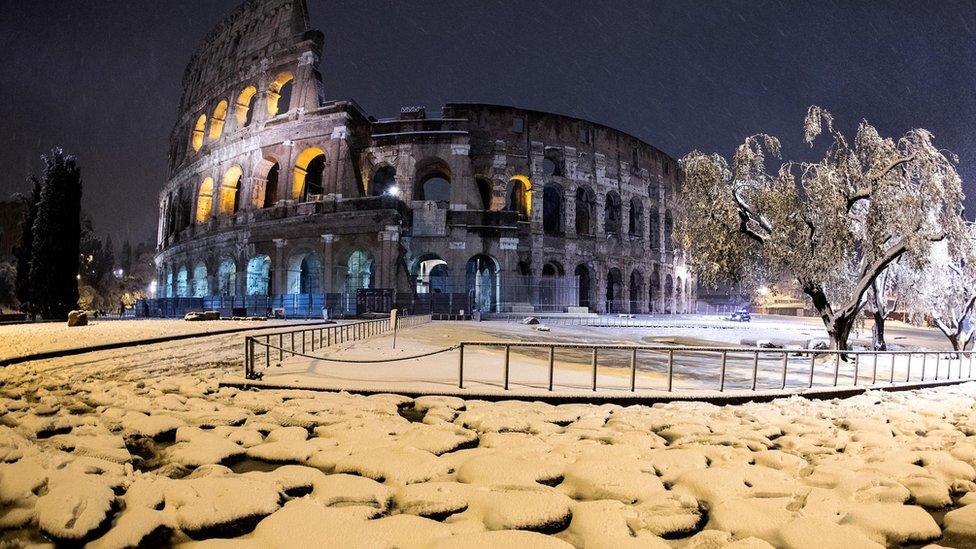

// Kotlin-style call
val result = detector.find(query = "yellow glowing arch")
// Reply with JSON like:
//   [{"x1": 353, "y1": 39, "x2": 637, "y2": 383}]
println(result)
[
  {"x1": 191, "y1": 114, "x2": 207, "y2": 151},
  {"x1": 196, "y1": 176, "x2": 214, "y2": 224},
  {"x1": 267, "y1": 72, "x2": 294, "y2": 116},
  {"x1": 236, "y1": 85, "x2": 257, "y2": 126},
  {"x1": 292, "y1": 147, "x2": 325, "y2": 200},
  {"x1": 508, "y1": 174, "x2": 533, "y2": 216},
  {"x1": 218, "y1": 165, "x2": 244, "y2": 216},
  {"x1": 209, "y1": 100, "x2": 228, "y2": 141}
]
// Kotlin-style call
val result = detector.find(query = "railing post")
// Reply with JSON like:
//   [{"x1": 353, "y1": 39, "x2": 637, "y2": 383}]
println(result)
[
  {"x1": 969, "y1": 351, "x2": 974, "y2": 379},
  {"x1": 503, "y1": 345, "x2": 511, "y2": 391},
  {"x1": 921, "y1": 353, "x2": 927, "y2": 381},
  {"x1": 630, "y1": 348, "x2": 637, "y2": 392},
  {"x1": 935, "y1": 353, "x2": 941, "y2": 381},
  {"x1": 853, "y1": 353, "x2": 860, "y2": 386},
  {"x1": 905, "y1": 353, "x2": 911, "y2": 382},
  {"x1": 278, "y1": 333, "x2": 283, "y2": 362},
  {"x1": 889, "y1": 353, "x2": 896, "y2": 383},
  {"x1": 302, "y1": 331, "x2": 306, "y2": 354},
  {"x1": 872, "y1": 353, "x2": 878, "y2": 385},
  {"x1": 833, "y1": 352, "x2": 841, "y2": 386},
  {"x1": 809, "y1": 351, "x2": 816, "y2": 388},
  {"x1": 719, "y1": 351, "x2": 727, "y2": 392},
  {"x1": 311, "y1": 328, "x2": 315, "y2": 352},
  {"x1": 781, "y1": 351, "x2": 788, "y2": 389},
  {"x1": 548, "y1": 346, "x2": 555, "y2": 392},
  {"x1": 290, "y1": 332, "x2": 295, "y2": 357},
  {"x1": 244, "y1": 337, "x2": 250, "y2": 378},
  {"x1": 591, "y1": 348, "x2": 598, "y2": 391},
  {"x1": 265, "y1": 337, "x2": 270, "y2": 370},
  {"x1": 458, "y1": 343, "x2": 465, "y2": 389},
  {"x1": 667, "y1": 350, "x2": 674, "y2": 392},
  {"x1": 751, "y1": 351, "x2": 760, "y2": 391}
]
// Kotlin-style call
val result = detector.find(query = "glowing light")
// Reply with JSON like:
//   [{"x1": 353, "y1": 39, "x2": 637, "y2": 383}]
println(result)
[
  {"x1": 757, "y1": 285, "x2": 770, "y2": 296},
  {"x1": 385, "y1": 186, "x2": 400, "y2": 197}
]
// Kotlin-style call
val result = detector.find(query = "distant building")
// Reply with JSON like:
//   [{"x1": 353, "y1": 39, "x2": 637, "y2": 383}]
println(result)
[
  {"x1": 153, "y1": 0, "x2": 696, "y2": 317},
  {"x1": 0, "y1": 201, "x2": 25, "y2": 261}
]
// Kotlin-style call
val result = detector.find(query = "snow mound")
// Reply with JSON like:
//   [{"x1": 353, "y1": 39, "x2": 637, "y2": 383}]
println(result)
[
  {"x1": 335, "y1": 446, "x2": 448, "y2": 484},
  {"x1": 943, "y1": 503, "x2": 976, "y2": 537},
  {"x1": 557, "y1": 500, "x2": 670, "y2": 549},
  {"x1": 87, "y1": 507, "x2": 173, "y2": 549},
  {"x1": 455, "y1": 449, "x2": 566, "y2": 486},
  {"x1": 35, "y1": 476, "x2": 116, "y2": 541},
  {"x1": 309, "y1": 473, "x2": 392, "y2": 513},
  {"x1": 559, "y1": 456, "x2": 665, "y2": 503},
  {"x1": 394, "y1": 481, "x2": 469, "y2": 519},
  {"x1": 166, "y1": 427, "x2": 245, "y2": 468},
  {"x1": 778, "y1": 517, "x2": 885, "y2": 549},
  {"x1": 839, "y1": 503, "x2": 941, "y2": 545},
  {"x1": 453, "y1": 485, "x2": 573, "y2": 533},
  {"x1": 165, "y1": 474, "x2": 282, "y2": 538}
]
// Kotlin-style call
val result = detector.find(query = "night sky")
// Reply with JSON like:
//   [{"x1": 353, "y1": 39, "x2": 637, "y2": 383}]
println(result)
[{"x1": 1, "y1": 0, "x2": 973, "y2": 245}]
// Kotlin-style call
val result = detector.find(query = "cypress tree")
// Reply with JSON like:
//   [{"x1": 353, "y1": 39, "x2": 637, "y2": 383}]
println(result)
[
  {"x1": 13, "y1": 176, "x2": 41, "y2": 312},
  {"x1": 29, "y1": 149, "x2": 83, "y2": 319}
]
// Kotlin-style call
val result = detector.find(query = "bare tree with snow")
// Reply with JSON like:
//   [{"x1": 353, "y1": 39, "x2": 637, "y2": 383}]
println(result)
[
  {"x1": 676, "y1": 106, "x2": 966, "y2": 351},
  {"x1": 864, "y1": 260, "x2": 911, "y2": 350},
  {"x1": 904, "y1": 235, "x2": 976, "y2": 351}
]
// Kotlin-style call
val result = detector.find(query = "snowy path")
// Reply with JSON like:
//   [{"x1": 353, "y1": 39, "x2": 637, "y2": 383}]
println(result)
[
  {"x1": 3, "y1": 321, "x2": 976, "y2": 547},
  {"x1": 0, "y1": 319, "x2": 328, "y2": 361}
]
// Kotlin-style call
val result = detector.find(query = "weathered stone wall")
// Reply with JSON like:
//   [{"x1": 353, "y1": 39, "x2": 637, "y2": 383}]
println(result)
[{"x1": 155, "y1": 0, "x2": 697, "y2": 314}]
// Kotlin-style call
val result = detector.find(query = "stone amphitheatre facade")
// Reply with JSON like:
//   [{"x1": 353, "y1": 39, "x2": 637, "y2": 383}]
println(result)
[{"x1": 153, "y1": 0, "x2": 696, "y2": 317}]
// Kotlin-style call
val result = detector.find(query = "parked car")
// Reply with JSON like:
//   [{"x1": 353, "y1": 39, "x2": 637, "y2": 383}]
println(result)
[{"x1": 729, "y1": 308, "x2": 751, "y2": 322}]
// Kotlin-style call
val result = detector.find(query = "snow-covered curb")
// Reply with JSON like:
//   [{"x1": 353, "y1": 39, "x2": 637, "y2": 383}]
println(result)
[{"x1": 219, "y1": 376, "x2": 973, "y2": 405}]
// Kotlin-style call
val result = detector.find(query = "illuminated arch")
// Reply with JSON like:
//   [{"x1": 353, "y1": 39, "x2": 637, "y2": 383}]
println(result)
[
  {"x1": 286, "y1": 250, "x2": 322, "y2": 294},
  {"x1": 209, "y1": 100, "x2": 228, "y2": 140},
  {"x1": 267, "y1": 72, "x2": 295, "y2": 116},
  {"x1": 505, "y1": 175, "x2": 532, "y2": 216},
  {"x1": 292, "y1": 147, "x2": 326, "y2": 200},
  {"x1": 218, "y1": 166, "x2": 244, "y2": 216},
  {"x1": 190, "y1": 114, "x2": 206, "y2": 151},
  {"x1": 253, "y1": 157, "x2": 280, "y2": 208},
  {"x1": 195, "y1": 177, "x2": 214, "y2": 224},
  {"x1": 192, "y1": 261, "x2": 209, "y2": 297},
  {"x1": 217, "y1": 258, "x2": 237, "y2": 296},
  {"x1": 235, "y1": 85, "x2": 257, "y2": 127},
  {"x1": 246, "y1": 255, "x2": 272, "y2": 296}
]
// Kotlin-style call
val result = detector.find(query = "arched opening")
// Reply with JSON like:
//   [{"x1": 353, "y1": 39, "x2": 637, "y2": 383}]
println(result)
[
  {"x1": 629, "y1": 269, "x2": 644, "y2": 313},
  {"x1": 263, "y1": 163, "x2": 279, "y2": 208},
  {"x1": 370, "y1": 166, "x2": 396, "y2": 197},
  {"x1": 649, "y1": 210, "x2": 660, "y2": 249},
  {"x1": 293, "y1": 147, "x2": 326, "y2": 200},
  {"x1": 412, "y1": 253, "x2": 448, "y2": 294},
  {"x1": 267, "y1": 72, "x2": 294, "y2": 116},
  {"x1": 665, "y1": 274, "x2": 674, "y2": 313},
  {"x1": 650, "y1": 266, "x2": 661, "y2": 313},
  {"x1": 246, "y1": 255, "x2": 272, "y2": 296},
  {"x1": 345, "y1": 250, "x2": 374, "y2": 290},
  {"x1": 604, "y1": 192, "x2": 622, "y2": 235},
  {"x1": 664, "y1": 210, "x2": 674, "y2": 251},
  {"x1": 209, "y1": 100, "x2": 228, "y2": 141},
  {"x1": 514, "y1": 261, "x2": 532, "y2": 305},
  {"x1": 466, "y1": 254, "x2": 498, "y2": 313},
  {"x1": 505, "y1": 176, "x2": 532, "y2": 216},
  {"x1": 176, "y1": 266, "x2": 189, "y2": 297},
  {"x1": 415, "y1": 159, "x2": 452, "y2": 205},
  {"x1": 543, "y1": 148, "x2": 563, "y2": 177},
  {"x1": 575, "y1": 186, "x2": 595, "y2": 236},
  {"x1": 196, "y1": 177, "x2": 214, "y2": 224},
  {"x1": 628, "y1": 198, "x2": 644, "y2": 238},
  {"x1": 163, "y1": 267, "x2": 173, "y2": 298},
  {"x1": 191, "y1": 114, "x2": 206, "y2": 152},
  {"x1": 192, "y1": 261, "x2": 209, "y2": 297},
  {"x1": 286, "y1": 251, "x2": 322, "y2": 294},
  {"x1": 236, "y1": 85, "x2": 258, "y2": 127},
  {"x1": 540, "y1": 261, "x2": 563, "y2": 310},
  {"x1": 542, "y1": 185, "x2": 563, "y2": 235},
  {"x1": 475, "y1": 176, "x2": 493, "y2": 210},
  {"x1": 218, "y1": 166, "x2": 244, "y2": 216},
  {"x1": 606, "y1": 268, "x2": 623, "y2": 313},
  {"x1": 217, "y1": 258, "x2": 237, "y2": 296},
  {"x1": 575, "y1": 264, "x2": 591, "y2": 310}
]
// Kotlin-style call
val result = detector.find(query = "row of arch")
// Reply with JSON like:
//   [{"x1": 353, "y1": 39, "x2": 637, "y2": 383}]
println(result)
[
  {"x1": 160, "y1": 248, "x2": 375, "y2": 298},
  {"x1": 190, "y1": 72, "x2": 295, "y2": 152}
]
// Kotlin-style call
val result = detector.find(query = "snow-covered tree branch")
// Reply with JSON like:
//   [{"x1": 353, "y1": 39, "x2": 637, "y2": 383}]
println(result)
[{"x1": 676, "y1": 106, "x2": 966, "y2": 351}]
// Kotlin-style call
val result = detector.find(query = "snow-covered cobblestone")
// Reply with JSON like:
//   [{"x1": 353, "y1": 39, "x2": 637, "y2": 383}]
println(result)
[{"x1": 3, "y1": 336, "x2": 976, "y2": 546}]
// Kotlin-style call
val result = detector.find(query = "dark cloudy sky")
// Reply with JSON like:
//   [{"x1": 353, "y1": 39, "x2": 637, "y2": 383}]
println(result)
[{"x1": 1, "y1": 0, "x2": 974, "y2": 245}]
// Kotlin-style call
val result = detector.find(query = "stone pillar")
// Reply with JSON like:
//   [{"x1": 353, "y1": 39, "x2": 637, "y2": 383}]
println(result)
[
  {"x1": 273, "y1": 239, "x2": 287, "y2": 295},
  {"x1": 293, "y1": 51, "x2": 322, "y2": 112},
  {"x1": 563, "y1": 186, "x2": 576, "y2": 236},
  {"x1": 377, "y1": 226, "x2": 399, "y2": 288},
  {"x1": 321, "y1": 234, "x2": 336, "y2": 293}
]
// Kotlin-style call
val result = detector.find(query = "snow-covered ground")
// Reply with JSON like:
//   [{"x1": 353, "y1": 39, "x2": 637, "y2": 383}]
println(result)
[
  {"x1": 3, "y1": 319, "x2": 976, "y2": 547},
  {"x1": 0, "y1": 319, "x2": 328, "y2": 361}
]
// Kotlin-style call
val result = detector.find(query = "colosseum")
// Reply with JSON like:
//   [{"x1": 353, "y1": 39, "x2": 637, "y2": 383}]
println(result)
[{"x1": 151, "y1": 0, "x2": 696, "y2": 318}]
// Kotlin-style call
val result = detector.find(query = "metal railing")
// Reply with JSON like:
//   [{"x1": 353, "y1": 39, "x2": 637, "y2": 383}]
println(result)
[
  {"x1": 485, "y1": 314, "x2": 747, "y2": 327},
  {"x1": 455, "y1": 342, "x2": 976, "y2": 393},
  {"x1": 243, "y1": 314, "x2": 432, "y2": 379}
]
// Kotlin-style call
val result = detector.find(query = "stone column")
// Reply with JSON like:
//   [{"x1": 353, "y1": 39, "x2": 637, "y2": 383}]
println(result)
[
  {"x1": 563, "y1": 186, "x2": 576, "y2": 236},
  {"x1": 273, "y1": 239, "x2": 287, "y2": 295},
  {"x1": 321, "y1": 234, "x2": 336, "y2": 293}
]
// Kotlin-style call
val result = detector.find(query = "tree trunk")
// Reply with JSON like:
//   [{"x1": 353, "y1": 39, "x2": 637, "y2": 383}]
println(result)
[
  {"x1": 872, "y1": 310, "x2": 887, "y2": 351},
  {"x1": 827, "y1": 314, "x2": 856, "y2": 354},
  {"x1": 947, "y1": 333, "x2": 962, "y2": 352}
]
